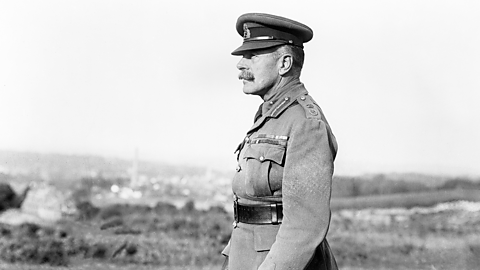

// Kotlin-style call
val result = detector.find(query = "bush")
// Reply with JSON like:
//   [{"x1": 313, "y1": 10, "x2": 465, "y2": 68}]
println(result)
[
  {"x1": 100, "y1": 217, "x2": 124, "y2": 230},
  {"x1": 113, "y1": 226, "x2": 142, "y2": 235},
  {"x1": 98, "y1": 205, "x2": 124, "y2": 220},
  {"x1": 86, "y1": 243, "x2": 109, "y2": 259},
  {"x1": 75, "y1": 201, "x2": 100, "y2": 220},
  {"x1": 0, "y1": 223, "x2": 69, "y2": 266},
  {"x1": 0, "y1": 202, "x2": 233, "y2": 267}
]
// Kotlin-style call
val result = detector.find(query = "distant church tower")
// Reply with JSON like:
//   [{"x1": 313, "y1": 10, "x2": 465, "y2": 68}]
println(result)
[{"x1": 130, "y1": 148, "x2": 139, "y2": 187}]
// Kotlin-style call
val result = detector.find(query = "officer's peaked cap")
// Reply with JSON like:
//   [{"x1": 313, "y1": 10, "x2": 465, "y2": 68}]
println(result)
[{"x1": 232, "y1": 13, "x2": 313, "y2": 56}]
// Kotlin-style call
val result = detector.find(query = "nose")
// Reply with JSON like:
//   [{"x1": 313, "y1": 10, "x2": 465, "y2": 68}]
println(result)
[{"x1": 236, "y1": 57, "x2": 248, "y2": 70}]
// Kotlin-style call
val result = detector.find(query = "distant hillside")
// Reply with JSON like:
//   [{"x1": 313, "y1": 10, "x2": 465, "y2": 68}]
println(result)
[
  {"x1": 356, "y1": 172, "x2": 453, "y2": 187},
  {"x1": 332, "y1": 173, "x2": 480, "y2": 198},
  {"x1": 0, "y1": 150, "x2": 228, "y2": 183},
  {"x1": 2, "y1": 150, "x2": 478, "y2": 199}
]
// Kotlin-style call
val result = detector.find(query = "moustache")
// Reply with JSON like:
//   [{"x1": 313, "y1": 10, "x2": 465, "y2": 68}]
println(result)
[{"x1": 238, "y1": 71, "x2": 255, "y2": 81}]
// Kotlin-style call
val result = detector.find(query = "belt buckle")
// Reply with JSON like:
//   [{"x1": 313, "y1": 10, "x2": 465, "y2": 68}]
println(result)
[{"x1": 270, "y1": 203, "x2": 279, "y2": 224}]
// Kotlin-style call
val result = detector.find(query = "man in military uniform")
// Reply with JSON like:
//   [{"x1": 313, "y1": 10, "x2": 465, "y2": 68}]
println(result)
[{"x1": 221, "y1": 13, "x2": 338, "y2": 270}]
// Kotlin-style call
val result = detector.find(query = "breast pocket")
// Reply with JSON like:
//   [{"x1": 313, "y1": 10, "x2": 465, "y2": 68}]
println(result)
[{"x1": 243, "y1": 142, "x2": 286, "y2": 197}]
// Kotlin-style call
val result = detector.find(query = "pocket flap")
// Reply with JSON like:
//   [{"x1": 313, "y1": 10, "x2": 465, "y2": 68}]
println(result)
[
  {"x1": 244, "y1": 145, "x2": 285, "y2": 165},
  {"x1": 254, "y1": 225, "x2": 280, "y2": 252}
]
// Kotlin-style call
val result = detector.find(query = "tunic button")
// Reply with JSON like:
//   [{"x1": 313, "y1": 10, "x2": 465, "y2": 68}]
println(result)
[
  {"x1": 259, "y1": 156, "x2": 265, "y2": 161},
  {"x1": 269, "y1": 101, "x2": 274, "y2": 105},
  {"x1": 236, "y1": 165, "x2": 242, "y2": 172},
  {"x1": 300, "y1": 96, "x2": 306, "y2": 101},
  {"x1": 284, "y1": 97, "x2": 290, "y2": 101},
  {"x1": 309, "y1": 109, "x2": 319, "y2": 116}
]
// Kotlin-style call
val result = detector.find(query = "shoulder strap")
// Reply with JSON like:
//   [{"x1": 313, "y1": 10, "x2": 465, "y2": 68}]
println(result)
[{"x1": 296, "y1": 94, "x2": 322, "y2": 120}]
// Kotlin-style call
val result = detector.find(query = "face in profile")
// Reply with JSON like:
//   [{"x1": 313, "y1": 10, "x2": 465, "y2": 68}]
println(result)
[{"x1": 236, "y1": 48, "x2": 281, "y2": 98}]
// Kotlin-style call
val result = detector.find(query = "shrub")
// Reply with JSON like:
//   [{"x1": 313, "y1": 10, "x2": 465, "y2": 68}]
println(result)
[
  {"x1": 98, "y1": 205, "x2": 123, "y2": 220},
  {"x1": 113, "y1": 226, "x2": 142, "y2": 235},
  {"x1": 100, "y1": 217, "x2": 124, "y2": 230},
  {"x1": 182, "y1": 200, "x2": 196, "y2": 213},
  {"x1": 0, "y1": 201, "x2": 234, "y2": 267},
  {"x1": 125, "y1": 243, "x2": 138, "y2": 255},
  {"x1": 15, "y1": 223, "x2": 41, "y2": 238},
  {"x1": 75, "y1": 201, "x2": 100, "y2": 220},
  {"x1": 86, "y1": 243, "x2": 109, "y2": 259},
  {"x1": 154, "y1": 201, "x2": 178, "y2": 215},
  {"x1": 0, "y1": 224, "x2": 69, "y2": 266}
]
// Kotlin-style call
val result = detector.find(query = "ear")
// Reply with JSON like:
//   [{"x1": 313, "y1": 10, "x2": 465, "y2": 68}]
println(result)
[{"x1": 278, "y1": 54, "x2": 293, "y2": 76}]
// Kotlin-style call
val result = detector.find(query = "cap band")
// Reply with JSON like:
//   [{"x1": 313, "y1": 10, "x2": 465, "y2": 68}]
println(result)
[
  {"x1": 245, "y1": 36, "x2": 294, "y2": 43},
  {"x1": 243, "y1": 22, "x2": 302, "y2": 47},
  {"x1": 244, "y1": 36, "x2": 275, "y2": 41}
]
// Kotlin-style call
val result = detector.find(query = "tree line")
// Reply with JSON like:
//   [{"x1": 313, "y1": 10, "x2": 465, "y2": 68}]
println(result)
[{"x1": 332, "y1": 174, "x2": 480, "y2": 198}]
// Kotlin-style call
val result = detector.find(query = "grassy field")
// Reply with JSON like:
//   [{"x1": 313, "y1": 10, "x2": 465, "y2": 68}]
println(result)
[
  {"x1": 1, "y1": 189, "x2": 480, "y2": 269},
  {"x1": 0, "y1": 201, "x2": 230, "y2": 269},
  {"x1": 328, "y1": 199, "x2": 480, "y2": 269},
  {"x1": 0, "y1": 261, "x2": 220, "y2": 270},
  {"x1": 331, "y1": 189, "x2": 480, "y2": 210}
]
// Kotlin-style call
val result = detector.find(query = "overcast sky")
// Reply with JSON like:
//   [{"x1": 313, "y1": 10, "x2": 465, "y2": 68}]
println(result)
[{"x1": 1, "y1": 1, "x2": 479, "y2": 177}]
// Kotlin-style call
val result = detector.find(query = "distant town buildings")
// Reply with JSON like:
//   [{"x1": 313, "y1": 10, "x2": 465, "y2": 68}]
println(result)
[{"x1": 0, "y1": 151, "x2": 233, "y2": 210}]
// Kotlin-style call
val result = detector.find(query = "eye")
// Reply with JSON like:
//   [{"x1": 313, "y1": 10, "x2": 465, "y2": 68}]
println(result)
[{"x1": 243, "y1": 53, "x2": 255, "y2": 60}]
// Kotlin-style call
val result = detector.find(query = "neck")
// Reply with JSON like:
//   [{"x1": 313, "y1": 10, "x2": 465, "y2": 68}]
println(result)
[{"x1": 262, "y1": 76, "x2": 301, "y2": 102}]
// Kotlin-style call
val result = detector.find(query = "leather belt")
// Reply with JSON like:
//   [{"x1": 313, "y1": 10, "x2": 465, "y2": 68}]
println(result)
[{"x1": 233, "y1": 200, "x2": 283, "y2": 226}]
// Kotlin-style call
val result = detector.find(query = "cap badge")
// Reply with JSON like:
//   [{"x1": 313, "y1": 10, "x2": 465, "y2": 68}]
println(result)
[{"x1": 243, "y1": 23, "x2": 250, "y2": 39}]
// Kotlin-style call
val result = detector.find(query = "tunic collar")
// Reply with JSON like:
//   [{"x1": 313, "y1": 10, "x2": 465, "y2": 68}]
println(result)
[
  {"x1": 247, "y1": 79, "x2": 308, "y2": 135},
  {"x1": 261, "y1": 78, "x2": 307, "y2": 117}
]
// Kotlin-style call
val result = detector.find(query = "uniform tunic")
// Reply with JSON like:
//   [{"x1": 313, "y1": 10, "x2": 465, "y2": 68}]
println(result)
[{"x1": 222, "y1": 79, "x2": 338, "y2": 270}]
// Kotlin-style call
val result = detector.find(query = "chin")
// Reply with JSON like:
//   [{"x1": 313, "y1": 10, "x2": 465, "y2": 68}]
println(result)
[
  {"x1": 241, "y1": 84, "x2": 259, "y2": 95},
  {"x1": 244, "y1": 87, "x2": 268, "y2": 98},
  {"x1": 243, "y1": 88, "x2": 260, "y2": 96}
]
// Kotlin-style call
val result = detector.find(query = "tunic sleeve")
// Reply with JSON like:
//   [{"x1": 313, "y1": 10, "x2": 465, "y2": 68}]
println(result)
[{"x1": 258, "y1": 117, "x2": 336, "y2": 270}]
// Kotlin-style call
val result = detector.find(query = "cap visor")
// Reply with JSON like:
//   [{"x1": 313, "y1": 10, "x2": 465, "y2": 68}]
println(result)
[{"x1": 231, "y1": 40, "x2": 286, "y2": 55}]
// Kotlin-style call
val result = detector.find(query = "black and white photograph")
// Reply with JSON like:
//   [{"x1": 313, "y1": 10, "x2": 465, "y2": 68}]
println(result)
[{"x1": 1, "y1": 1, "x2": 479, "y2": 269}]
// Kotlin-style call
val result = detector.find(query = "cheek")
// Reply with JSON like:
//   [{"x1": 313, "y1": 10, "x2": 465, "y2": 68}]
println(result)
[{"x1": 257, "y1": 69, "x2": 277, "y2": 85}]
